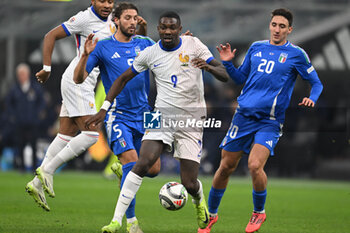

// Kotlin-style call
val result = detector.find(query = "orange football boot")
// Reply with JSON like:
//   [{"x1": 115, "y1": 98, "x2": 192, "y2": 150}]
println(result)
[
  {"x1": 245, "y1": 212, "x2": 266, "y2": 233},
  {"x1": 197, "y1": 215, "x2": 218, "y2": 233}
]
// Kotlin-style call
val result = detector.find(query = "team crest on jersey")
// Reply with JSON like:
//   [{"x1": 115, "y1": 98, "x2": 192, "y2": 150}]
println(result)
[
  {"x1": 119, "y1": 138, "x2": 127, "y2": 148},
  {"x1": 109, "y1": 24, "x2": 116, "y2": 34},
  {"x1": 134, "y1": 46, "x2": 141, "y2": 56},
  {"x1": 89, "y1": 102, "x2": 94, "y2": 109},
  {"x1": 278, "y1": 53, "x2": 288, "y2": 63},
  {"x1": 179, "y1": 53, "x2": 189, "y2": 66}
]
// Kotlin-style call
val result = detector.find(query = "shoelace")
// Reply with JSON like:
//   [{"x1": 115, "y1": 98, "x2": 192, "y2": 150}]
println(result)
[{"x1": 249, "y1": 214, "x2": 258, "y2": 223}]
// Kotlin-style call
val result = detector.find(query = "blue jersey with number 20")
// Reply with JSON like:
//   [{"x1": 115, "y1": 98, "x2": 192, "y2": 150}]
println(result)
[{"x1": 223, "y1": 40, "x2": 323, "y2": 123}]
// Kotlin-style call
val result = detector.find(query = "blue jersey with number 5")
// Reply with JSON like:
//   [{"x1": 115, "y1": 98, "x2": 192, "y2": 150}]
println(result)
[
  {"x1": 223, "y1": 40, "x2": 323, "y2": 123},
  {"x1": 86, "y1": 35, "x2": 155, "y2": 121}
]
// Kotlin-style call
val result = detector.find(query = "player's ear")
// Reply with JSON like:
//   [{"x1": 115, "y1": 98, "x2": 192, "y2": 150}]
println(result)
[
  {"x1": 114, "y1": 17, "x2": 119, "y2": 26},
  {"x1": 178, "y1": 25, "x2": 183, "y2": 34},
  {"x1": 288, "y1": 26, "x2": 293, "y2": 34}
]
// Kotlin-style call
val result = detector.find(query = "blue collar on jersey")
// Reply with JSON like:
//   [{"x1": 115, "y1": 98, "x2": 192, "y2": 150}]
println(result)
[
  {"x1": 111, "y1": 33, "x2": 134, "y2": 43},
  {"x1": 159, "y1": 38, "x2": 182, "y2": 51},
  {"x1": 90, "y1": 6, "x2": 108, "y2": 22}
]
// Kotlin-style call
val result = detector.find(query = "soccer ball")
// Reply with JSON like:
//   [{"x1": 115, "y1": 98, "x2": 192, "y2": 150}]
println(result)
[{"x1": 159, "y1": 182, "x2": 188, "y2": 211}]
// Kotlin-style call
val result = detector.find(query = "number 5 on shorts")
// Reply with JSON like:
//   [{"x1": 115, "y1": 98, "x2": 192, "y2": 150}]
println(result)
[{"x1": 113, "y1": 124, "x2": 122, "y2": 138}]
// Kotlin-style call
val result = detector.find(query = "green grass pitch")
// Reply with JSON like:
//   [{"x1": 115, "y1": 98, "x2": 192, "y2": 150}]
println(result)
[{"x1": 0, "y1": 171, "x2": 349, "y2": 233}]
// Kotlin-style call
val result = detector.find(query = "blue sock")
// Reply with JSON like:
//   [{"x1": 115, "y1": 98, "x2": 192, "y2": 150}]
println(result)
[
  {"x1": 252, "y1": 189, "x2": 267, "y2": 212},
  {"x1": 208, "y1": 186, "x2": 226, "y2": 214},
  {"x1": 121, "y1": 162, "x2": 136, "y2": 219}
]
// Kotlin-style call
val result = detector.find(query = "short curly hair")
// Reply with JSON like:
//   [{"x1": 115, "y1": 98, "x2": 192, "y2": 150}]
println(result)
[
  {"x1": 114, "y1": 2, "x2": 138, "y2": 19},
  {"x1": 271, "y1": 8, "x2": 293, "y2": 27}
]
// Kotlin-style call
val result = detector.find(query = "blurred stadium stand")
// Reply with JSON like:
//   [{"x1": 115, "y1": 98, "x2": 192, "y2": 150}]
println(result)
[{"x1": 0, "y1": 0, "x2": 349, "y2": 179}]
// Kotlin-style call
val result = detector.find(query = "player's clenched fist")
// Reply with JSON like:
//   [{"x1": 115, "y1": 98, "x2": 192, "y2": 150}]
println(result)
[
  {"x1": 36, "y1": 69, "x2": 50, "y2": 83},
  {"x1": 85, "y1": 110, "x2": 106, "y2": 130}
]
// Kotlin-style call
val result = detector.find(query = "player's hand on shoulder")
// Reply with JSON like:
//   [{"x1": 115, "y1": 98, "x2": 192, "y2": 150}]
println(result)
[
  {"x1": 181, "y1": 30, "x2": 193, "y2": 37},
  {"x1": 216, "y1": 43, "x2": 236, "y2": 61},
  {"x1": 83, "y1": 33, "x2": 98, "y2": 56},
  {"x1": 298, "y1": 97, "x2": 315, "y2": 108},
  {"x1": 36, "y1": 69, "x2": 50, "y2": 83},
  {"x1": 85, "y1": 110, "x2": 106, "y2": 130},
  {"x1": 191, "y1": 58, "x2": 210, "y2": 71}
]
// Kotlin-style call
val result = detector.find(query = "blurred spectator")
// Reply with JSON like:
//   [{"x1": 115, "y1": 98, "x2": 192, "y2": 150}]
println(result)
[{"x1": 5, "y1": 63, "x2": 46, "y2": 172}]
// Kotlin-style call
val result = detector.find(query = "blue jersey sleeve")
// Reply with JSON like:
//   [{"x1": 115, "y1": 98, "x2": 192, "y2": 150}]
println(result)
[
  {"x1": 147, "y1": 37, "x2": 156, "y2": 46},
  {"x1": 222, "y1": 61, "x2": 245, "y2": 84},
  {"x1": 295, "y1": 49, "x2": 323, "y2": 103},
  {"x1": 86, "y1": 43, "x2": 101, "y2": 73},
  {"x1": 222, "y1": 46, "x2": 253, "y2": 85}
]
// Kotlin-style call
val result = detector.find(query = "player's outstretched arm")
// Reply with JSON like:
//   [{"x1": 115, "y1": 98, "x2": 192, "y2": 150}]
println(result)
[
  {"x1": 136, "y1": 16, "x2": 147, "y2": 36},
  {"x1": 74, "y1": 33, "x2": 98, "y2": 84},
  {"x1": 36, "y1": 25, "x2": 67, "y2": 84},
  {"x1": 191, "y1": 58, "x2": 229, "y2": 82},
  {"x1": 85, "y1": 67, "x2": 137, "y2": 129},
  {"x1": 302, "y1": 71, "x2": 323, "y2": 107}
]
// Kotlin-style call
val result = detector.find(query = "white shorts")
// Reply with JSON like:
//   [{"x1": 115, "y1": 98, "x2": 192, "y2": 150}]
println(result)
[
  {"x1": 142, "y1": 127, "x2": 203, "y2": 164},
  {"x1": 60, "y1": 79, "x2": 96, "y2": 117}
]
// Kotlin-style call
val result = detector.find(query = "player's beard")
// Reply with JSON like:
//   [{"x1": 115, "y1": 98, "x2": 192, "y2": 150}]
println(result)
[
  {"x1": 161, "y1": 35, "x2": 178, "y2": 49},
  {"x1": 120, "y1": 24, "x2": 135, "y2": 38}
]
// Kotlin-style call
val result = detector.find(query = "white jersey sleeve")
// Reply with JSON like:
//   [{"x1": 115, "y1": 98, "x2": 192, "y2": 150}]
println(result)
[
  {"x1": 61, "y1": 10, "x2": 88, "y2": 36},
  {"x1": 192, "y1": 36, "x2": 214, "y2": 62},
  {"x1": 132, "y1": 45, "x2": 153, "y2": 73}
]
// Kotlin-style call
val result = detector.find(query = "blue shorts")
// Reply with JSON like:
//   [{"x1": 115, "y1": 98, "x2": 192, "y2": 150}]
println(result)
[
  {"x1": 220, "y1": 112, "x2": 283, "y2": 155},
  {"x1": 105, "y1": 120, "x2": 144, "y2": 156}
]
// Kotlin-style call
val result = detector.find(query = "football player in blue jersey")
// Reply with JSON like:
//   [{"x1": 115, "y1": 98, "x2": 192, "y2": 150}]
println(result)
[
  {"x1": 74, "y1": 3, "x2": 160, "y2": 233},
  {"x1": 199, "y1": 8, "x2": 323, "y2": 233}
]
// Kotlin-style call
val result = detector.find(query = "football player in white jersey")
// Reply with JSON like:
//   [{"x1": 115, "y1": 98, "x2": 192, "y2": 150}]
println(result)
[
  {"x1": 24, "y1": 0, "x2": 116, "y2": 212},
  {"x1": 86, "y1": 11, "x2": 229, "y2": 232}
]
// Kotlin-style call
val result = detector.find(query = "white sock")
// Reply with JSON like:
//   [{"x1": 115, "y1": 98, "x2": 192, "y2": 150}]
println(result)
[
  {"x1": 126, "y1": 217, "x2": 137, "y2": 224},
  {"x1": 254, "y1": 209, "x2": 265, "y2": 214},
  {"x1": 41, "y1": 134, "x2": 73, "y2": 169},
  {"x1": 192, "y1": 179, "x2": 204, "y2": 205},
  {"x1": 33, "y1": 133, "x2": 73, "y2": 188},
  {"x1": 112, "y1": 172, "x2": 143, "y2": 224},
  {"x1": 44, "y1": 131, "x2": 99, "y2": 174}
]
